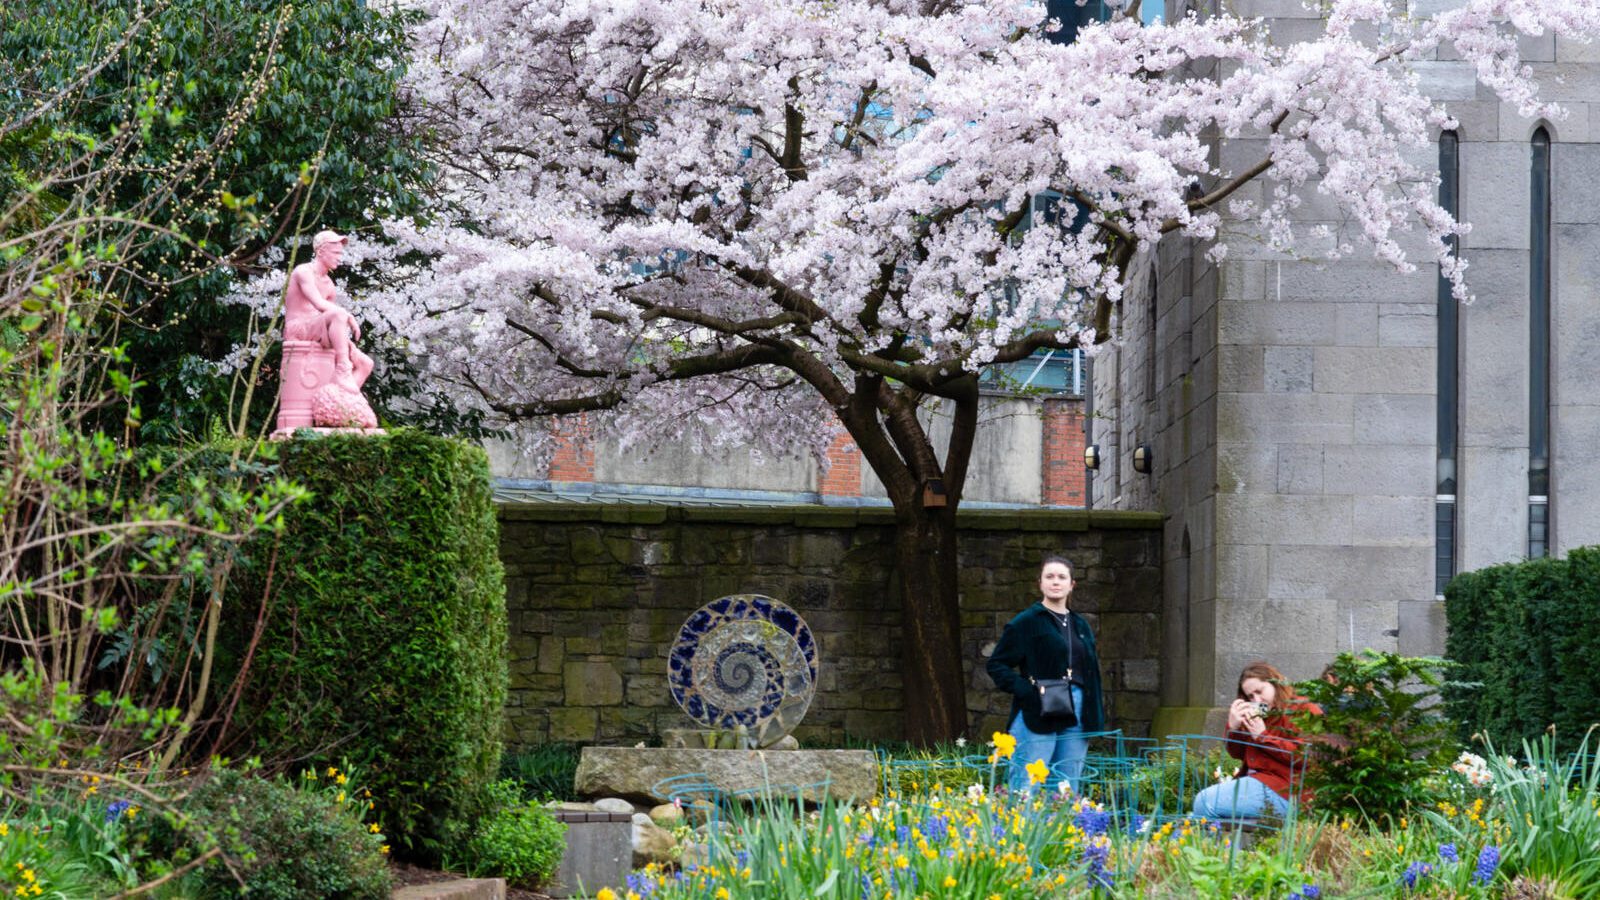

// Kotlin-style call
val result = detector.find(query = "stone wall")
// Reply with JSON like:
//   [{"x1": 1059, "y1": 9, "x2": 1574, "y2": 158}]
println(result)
[{"x1": 499, "y1": 503, "x2": 1163, "y2": 749}]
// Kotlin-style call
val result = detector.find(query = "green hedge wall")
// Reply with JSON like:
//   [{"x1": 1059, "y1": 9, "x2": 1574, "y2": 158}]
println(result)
[
  {"x1": 1444, "y1": 546, "x2": 1600, "y2": 750},
  {"x1": 229, "y1": 431, "x2": 507, "y2": 859}
]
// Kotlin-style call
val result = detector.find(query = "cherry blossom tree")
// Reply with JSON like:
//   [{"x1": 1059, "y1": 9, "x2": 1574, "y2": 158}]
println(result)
[{"x1": 346, "y1": 0, "x2": 1598, "y2": 741}]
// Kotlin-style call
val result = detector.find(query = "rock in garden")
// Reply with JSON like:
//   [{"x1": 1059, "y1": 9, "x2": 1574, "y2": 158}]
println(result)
[
  {"x1": 649, "y1": 803, "x2": 683, "y2": 827},
  {"x1": 631, "y1": 812, "x2": 678, "y2": 867},
  {"x1": 593, "y1": 797, "x2": 634, "y2": 814}
]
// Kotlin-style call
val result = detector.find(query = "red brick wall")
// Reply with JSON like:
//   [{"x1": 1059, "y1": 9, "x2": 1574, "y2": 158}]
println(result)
[
  {"x1": 1042, "y1": 398, "x2": 1087, "y2": 506},
  {"x1": 819, "y1": 431, "x2": 862, "y2": 496},
  {"x1": 547, "y1": 414, "x2": 596, "y2": 482}
]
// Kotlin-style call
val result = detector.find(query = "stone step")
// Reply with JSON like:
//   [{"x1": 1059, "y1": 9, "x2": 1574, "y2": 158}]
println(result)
[{"x1": 393, "y1": 878, "x2": 507, "y2": 900}]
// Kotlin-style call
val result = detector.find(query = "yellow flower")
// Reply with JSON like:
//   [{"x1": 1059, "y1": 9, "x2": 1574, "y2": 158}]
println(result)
[
  {"x1": 327, "y1": 766, "x2": 339, "y2": 777},
  {"x1": 369, "y1": 823, "x2": 381, "y2": 834},
  {"x1": 0, "y1": 823, "x2": 7, "y2": 836},
  {"x1": 991, "y1": 732, "x2": 1017, "y2": 759},
  {"x1": 1025, "y1": 759, "x2": 1050, "y2": 785},
  {"x1": 380, "y1": 845, "x2": 390, "y2": 855},
  {"x1": 336, "y1": 773, "x2": 348, "y2": 785},
  {"x1": 943, "y1": 876, "x2": 958, "y2": 888},
  {"x1": 13, "y1": 886, "x2": 24, "y2": 898},
  {"x1": 20, "y1": 871, "x2": 32, "y2": 883},
  {"x1": 894, "y1": 854, "x2": 909, "y2": 869},
  {"x1": 627, "y1": 894, "x2": 641, "y2": 900},
  {"x1": 336, "y1": 791, "x2": 346, "y2": 804},
  {"x1": 714, "y1": 889, "x2": 729, "y2": 900},
  {"x1": 597, "y1": 890, "x2": 617, "y2": 900}
]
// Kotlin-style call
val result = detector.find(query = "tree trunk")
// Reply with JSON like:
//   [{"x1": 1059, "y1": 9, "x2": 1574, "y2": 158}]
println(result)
[{"x1": 894, "y1": 504, "x2": 970, "y2": 745}]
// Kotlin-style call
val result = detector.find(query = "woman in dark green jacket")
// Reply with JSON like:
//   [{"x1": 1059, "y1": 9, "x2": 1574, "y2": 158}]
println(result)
[{"x1": 985, "y1": 555, "x2": 1106, "y2": 795}]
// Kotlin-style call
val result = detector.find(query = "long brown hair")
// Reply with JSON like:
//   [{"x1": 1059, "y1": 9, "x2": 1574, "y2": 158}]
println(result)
[{"x1": 1236, "y1": 661, "x2": 1294, "y2": 711}]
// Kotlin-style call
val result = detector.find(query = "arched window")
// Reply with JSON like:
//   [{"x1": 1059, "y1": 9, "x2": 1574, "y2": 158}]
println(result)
[
  {"x1": 1435, "y1": 131, "x2": 1460, "y2": 595},
  {"x1": 1529, "y1": 127, "x2": 1551, "y2": 558}
]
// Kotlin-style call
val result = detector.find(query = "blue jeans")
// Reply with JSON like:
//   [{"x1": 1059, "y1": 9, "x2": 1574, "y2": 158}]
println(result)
[
  {"x1": 1191, "y1": 776, "x2": 1289, "y2": 820},
  {"x1": 1007, "y1": 685, "x2": 1087, "y2": 795}
]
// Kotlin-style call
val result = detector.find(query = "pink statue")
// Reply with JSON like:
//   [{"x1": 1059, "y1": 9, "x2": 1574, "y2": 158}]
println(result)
[{"x1": 274, "y1": 230, "x2": 380, "y2": 435}]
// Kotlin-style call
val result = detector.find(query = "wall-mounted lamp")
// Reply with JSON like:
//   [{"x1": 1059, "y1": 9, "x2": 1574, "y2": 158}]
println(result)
[
  {"x1": 921, "y1": 478, "x2": 948, "y2": 508},
  {"x1": 1132, "y1": 444, "x2": 1153, "y2": 474},
  {"x1": 1084, "y1": 444, "x2": 1101, "y2": 470}
]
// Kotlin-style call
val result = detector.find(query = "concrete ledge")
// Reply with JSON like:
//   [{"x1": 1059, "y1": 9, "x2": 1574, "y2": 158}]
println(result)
[{"x1": 393, "y1": 879, "x2": 506, "y2": 900}]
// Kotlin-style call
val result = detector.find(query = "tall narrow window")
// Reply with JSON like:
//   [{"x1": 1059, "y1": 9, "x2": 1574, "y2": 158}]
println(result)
[
  {"x1": 1529, "y1": 128, "x2": 1552, "y2": 558},
  {"x1": 1436, "y1": 131, "x2": 1460, "y2": 596}
]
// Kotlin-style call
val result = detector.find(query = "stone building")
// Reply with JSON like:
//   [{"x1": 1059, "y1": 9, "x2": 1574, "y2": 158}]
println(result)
[{"x1": 1089, "y1": 0, "x2": 1600, "y2": 729}]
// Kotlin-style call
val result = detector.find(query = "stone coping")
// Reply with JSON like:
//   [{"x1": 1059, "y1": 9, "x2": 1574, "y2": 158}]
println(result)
[
  {"x1": 574, "y1": 747, "x2": 879, "y2": 806},
  {"x1": 499, "y1": 503, "x2": 1162, "y2": 531}
]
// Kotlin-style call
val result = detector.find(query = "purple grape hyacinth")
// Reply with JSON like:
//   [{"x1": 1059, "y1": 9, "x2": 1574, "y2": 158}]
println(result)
[{"x1": 1474, "y1": 845, "x2": 1500, "y2": 885}]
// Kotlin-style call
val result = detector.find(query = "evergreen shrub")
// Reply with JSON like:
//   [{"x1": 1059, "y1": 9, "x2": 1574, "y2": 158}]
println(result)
[
  {"x1": 443, "y1": 779, "x2": 566, "y2": 887},
  {"x1": 178, "y1": 769, "x2": 391, "y2": 900},
  {"x1": 227, "y1": 431, "x2": 508, "y2": 859},
  {"x1": 1444, "y1": 546, "x2": 1600, "y2": 749}
]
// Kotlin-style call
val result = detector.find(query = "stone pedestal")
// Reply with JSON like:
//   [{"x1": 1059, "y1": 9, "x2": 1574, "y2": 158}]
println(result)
[
  {"x1": 546, "y1": 808, "x2": 632, "y2": 900},
  {"x1": 273, "y1": 339, "x2": 379, "y2": 437},
  {"x1": 573, "y1": 747, "x2": 878, "y2": 806}
]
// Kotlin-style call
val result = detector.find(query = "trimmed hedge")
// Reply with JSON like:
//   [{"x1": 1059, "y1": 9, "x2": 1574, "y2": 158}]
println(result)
[
  {"x1": 1444, "y1": 546, "x2": 1600, "y2": 750},
  {"x1": 228, "y1": 431, "x2": 507, "y2": 859}
]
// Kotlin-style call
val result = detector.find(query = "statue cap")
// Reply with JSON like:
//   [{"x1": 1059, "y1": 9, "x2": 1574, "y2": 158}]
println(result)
[{"x1": 312, "y1": 229, "x2": 348, "y2": 252}]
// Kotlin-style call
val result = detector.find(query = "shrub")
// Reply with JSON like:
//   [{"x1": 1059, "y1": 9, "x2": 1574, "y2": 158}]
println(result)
[
  {"x1": 1444, "y1": 547, "x2": 1600, "y2": 748},
  {"x1": 179, "y1": 768, "x2": 391, "y2": 900},
  {"x1": 445, "y1": 780, "x2": 565, "y2": 887},
  {"x1": 223, "y1": 431, "x2": 508, "y2": 858},
  {"x1": 1291, "y1": 650, "x2": 1457, "y2": 828}
]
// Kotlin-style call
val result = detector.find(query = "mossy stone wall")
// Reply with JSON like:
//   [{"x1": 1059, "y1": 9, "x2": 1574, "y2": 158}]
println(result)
[{"x1": 498, "y1": 504, "x2": 1163, "y2": 746}]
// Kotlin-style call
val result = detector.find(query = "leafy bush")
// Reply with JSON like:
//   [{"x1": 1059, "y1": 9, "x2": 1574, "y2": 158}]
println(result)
[
  {"x1": 1445, "y1": 547, "x2": 1600, "y2": 749},
  {"x1": 1291, "y1": 650, "x2": 1457, "y2": 828},
  {"x1": 501, "y1": 744, "x2": 582, "y2": 801},
  {"x1": 179, "y1": 768, "x2": 391, "y2": 900},
  {"x1": 445, "y1": 780, "x2": 565, "y2": 887},
  {"x1": 222, "y1": 431, "x2": 508, "y2": 858}
]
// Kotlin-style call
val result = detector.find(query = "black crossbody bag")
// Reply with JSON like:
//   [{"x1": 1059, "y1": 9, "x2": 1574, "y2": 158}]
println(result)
[{"x1": 1029, "y1": 610, "x2": 1078, "y2": 725}]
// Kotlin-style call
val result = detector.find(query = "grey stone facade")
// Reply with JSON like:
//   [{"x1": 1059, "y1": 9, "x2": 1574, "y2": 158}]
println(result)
[
  {"x1": 1093, "y1": 0, "x2": 1600, "y2": 717},
  {"x1": 497, "y1": 504, "x2": 1162, "y2": 747}
]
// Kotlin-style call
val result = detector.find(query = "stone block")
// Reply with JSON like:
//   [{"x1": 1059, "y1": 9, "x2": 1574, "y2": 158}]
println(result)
[
  {"x1": 565, "y1": 660, "x2": 623, "y2": 706},
  {"x1": 1557, "y1": 35, "x2": 1600, "y2": 64},
  {"x1": 1457, "y1": 446, "x2": 1530, "y2": 572},
  {"x1": 1264, "y1": 346, "x2": 1315, "y2": 393},
  {"x1": 1218, "y1": 300, "x2": 1337, "y2": 346},
  {"x1": 394, "y1": 879, "x2": 507, "y2": 900},
  {"x1": 1217, "y1": 494, "x2": 1353, "y2": 546},
  {"x1": 550, "y1": 708, "x2": 600, "y2": 743},
  {"x1": 1553, "y1": 405, "x2": 1600, "y2": 556},
  {"x1": 1399, "y1": 599, "x2": 1448, "y2": 656},
  {"x1": 1268, "y1": 544, "x2": 1433, "y2": 604},
  {"x1": 1217, "y1": 442, "x2": 1276, "y2": 494},
  {"x1": 1322, "y1": 445, "x2": 1434, "y2": 498},
  {"x1": 1444, "y1": 100, "x2": 1499, "y2": 142},
  {"x1": 1355, "y1": 394, "x2": 1437, "y2": 447},
  {"x1": 1334, "y1": 303, "x2": 1380, "y2": 348},
  {"x1": 1377, "y1": 304, "x2": 1436, "y2": 348},
  {"x1": 1122, "y1": 658, "x2": 1161, "y2": 693},
  {"x1": 1460, "y1": 142, "x2": 1532, "y2": 250},
  {"x1": 575, "y1": 748, "x2": 882, "y2": 804},
  {"x1": 1351, "y1": 496, "x2": 1434, "y2": 547},
  {"x1": 1275, "y1": 444, "x2": 1324, "y2": 495},
  {"x1": 1216, "y1": 544, "x2": 1268, "y2": 601},
  {"x1": 1217, "y1": 392, "x2": 1354, "y2": 445},
  {"x1": 1218, "y1": 260, "x2": 1267, "y2": 301},
  {"x1": 1213, "y1": 600, "x2": 1339, "y2": 665},
  {"x1": 1312, "y1": 346, "x2": 1435, "y2": 396},
  {"x1": 1413, "y1": 60, "x2": 1479, "y2": 101},
  {"x1": 1275, "y1": 261, "x2": 1434, "y2": 304},
  {"x1": 1555, "y1": 223, "x2": 1600, "y2": 388}
]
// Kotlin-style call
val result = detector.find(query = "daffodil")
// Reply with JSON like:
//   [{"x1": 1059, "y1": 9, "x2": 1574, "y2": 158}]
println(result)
[{"x1": 1025, "y1": 758, "x2": 1049, "y2": 784}]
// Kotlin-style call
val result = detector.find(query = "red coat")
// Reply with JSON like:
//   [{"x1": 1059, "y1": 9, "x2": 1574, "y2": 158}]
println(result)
[{"x1": 1226, "y1": 700, "x2": 1321, "y2": 803}]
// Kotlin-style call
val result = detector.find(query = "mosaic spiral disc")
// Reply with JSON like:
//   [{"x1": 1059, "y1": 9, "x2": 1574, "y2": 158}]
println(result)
[{"x1": 667, "y1": 594, "x2": 817, "y2": 747}]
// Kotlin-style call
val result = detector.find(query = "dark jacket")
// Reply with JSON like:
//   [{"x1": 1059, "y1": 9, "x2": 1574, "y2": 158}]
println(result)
[{"x1": 986, "y1": 602, "x2": 1106, "y2": 734}]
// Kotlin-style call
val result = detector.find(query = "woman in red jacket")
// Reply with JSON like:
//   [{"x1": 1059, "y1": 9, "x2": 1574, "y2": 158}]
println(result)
[{"x1": 1191, "y1": 661, "x2": 1320, "y2": 820}]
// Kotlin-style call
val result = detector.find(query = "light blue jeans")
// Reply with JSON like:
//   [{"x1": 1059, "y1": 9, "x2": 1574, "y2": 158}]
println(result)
[
  {"x1": 1191, "y1": 775, "x2": 1289, "y2": 820},
  {"x1": 1007, "y1": 685, "x2": 1087, "y2": 795}
]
